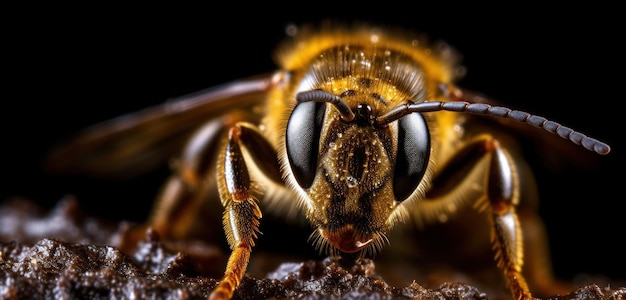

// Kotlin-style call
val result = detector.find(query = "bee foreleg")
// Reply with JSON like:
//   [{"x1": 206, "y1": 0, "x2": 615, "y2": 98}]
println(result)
[
  {"x1": 211, "y1": 122, "x2": 281, "y2": 300},
  {"x1": 422, "y1": 135, "x2": 532, "y2": 299},
  {"x1": 482, "y1": 138, "x2": 533, "y2": 300}
]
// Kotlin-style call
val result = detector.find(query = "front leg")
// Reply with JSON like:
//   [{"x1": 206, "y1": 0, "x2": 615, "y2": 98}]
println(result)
[
  {"x1": 210, "y1": 123, "x2": 282, "y2": 300},
  {"x1": 422, "y1": 135, "x2": 532, "y2": 300},
  {"x1": 482, "y1": 138, "x2": 532, "y2": 300}
]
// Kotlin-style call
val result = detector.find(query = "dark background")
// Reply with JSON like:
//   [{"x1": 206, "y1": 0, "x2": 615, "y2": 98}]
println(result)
[{"x1": 3, "y1": 4, "x2": 623, "y2": 282}]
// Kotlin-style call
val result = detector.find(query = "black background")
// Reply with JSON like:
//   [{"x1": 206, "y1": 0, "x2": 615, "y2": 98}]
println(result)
[{"x1": 3, "y1": 4, "x2": 624, "y2": 281}]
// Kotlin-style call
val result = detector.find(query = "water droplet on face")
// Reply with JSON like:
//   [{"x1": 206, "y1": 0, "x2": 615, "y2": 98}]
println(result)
[{"x1": 346, "y1": 176, "x2": 358, "y2": 188}]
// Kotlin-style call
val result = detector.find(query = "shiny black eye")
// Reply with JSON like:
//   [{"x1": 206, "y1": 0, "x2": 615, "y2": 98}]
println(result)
[
  {"x1": 286, "y1": 101, "x2": 326, "y2": 189},
  {"x1": 393, "y1": 113, "x2": 430, "y2": 201}
]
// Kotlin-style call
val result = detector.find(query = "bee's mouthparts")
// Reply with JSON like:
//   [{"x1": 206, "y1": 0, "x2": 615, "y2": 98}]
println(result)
[{"x1": 319, "y1": 225, "x2": 373, "y2": 253}]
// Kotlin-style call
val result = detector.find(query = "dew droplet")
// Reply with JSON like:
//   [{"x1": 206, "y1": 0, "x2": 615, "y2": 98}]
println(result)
[{"x1": 347, "y1": 176, "x2": 358, "y2": 188}]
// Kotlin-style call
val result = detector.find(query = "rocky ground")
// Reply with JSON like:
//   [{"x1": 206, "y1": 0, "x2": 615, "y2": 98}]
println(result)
[{"x1": 1, "y1": 196, "x2": 624, "y2": 300}]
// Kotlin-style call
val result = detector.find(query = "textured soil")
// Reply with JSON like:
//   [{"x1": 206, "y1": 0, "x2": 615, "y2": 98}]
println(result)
[{"x1": 1, "y1": 197, "x2": 624, "y2": 300}]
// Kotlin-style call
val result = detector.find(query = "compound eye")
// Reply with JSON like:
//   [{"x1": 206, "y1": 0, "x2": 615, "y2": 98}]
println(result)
[
  {"x1": 286, "y1": 101, "x2": 326, "y2": 189},
  {"x1": 393, "y1": 113, "x2": 430, "y2": 201}
]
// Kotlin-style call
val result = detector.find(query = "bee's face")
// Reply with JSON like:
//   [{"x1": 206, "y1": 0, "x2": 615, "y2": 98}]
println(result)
[
  {"x1": 283, "y1": 44, "x2": 435, "y2": 255},
  {"x1": 288, "y1": 102, "x2": 398, "y2": 254}
]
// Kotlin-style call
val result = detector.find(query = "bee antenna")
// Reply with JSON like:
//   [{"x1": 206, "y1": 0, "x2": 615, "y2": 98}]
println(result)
[
  {"x1": 376, "y1": 101, "x2": 611, "y2": 155},
  {"x1": 296, "y1": 90, "x2": 356, "y2": 121}
]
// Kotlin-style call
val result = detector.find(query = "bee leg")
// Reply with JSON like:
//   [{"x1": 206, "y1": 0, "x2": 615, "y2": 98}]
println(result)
[
  {"x1": 424, "y1": 135, "x2": 533, "y2": 299},
  {"x1": 117, "y1": 118, "x2": 227, "y2": 252},
  {"x1": 423, "y1": 134, "x2": 567, "y2": 299},
  {"x1": 483, "y1": 143, "x2": 575, "y2": 298},
  {"x1": 210, "y1": 123, "x2": 282, "y2": 300},
  {"x1": 148, "y1": 118, "x2": 227, "y2": 240},
  {"x1": 481, "y1": 138, "x2": 533, "y2": 300}
]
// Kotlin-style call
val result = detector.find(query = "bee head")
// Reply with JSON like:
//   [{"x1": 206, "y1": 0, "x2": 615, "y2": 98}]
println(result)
[{"x1": 285, "y1": 89, "x2": 431, "y2": 255}]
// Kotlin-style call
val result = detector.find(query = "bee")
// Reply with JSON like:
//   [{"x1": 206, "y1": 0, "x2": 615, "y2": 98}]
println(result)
[{"x1": 46, "y1": 23, "x2": 611, "y2": 300}]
